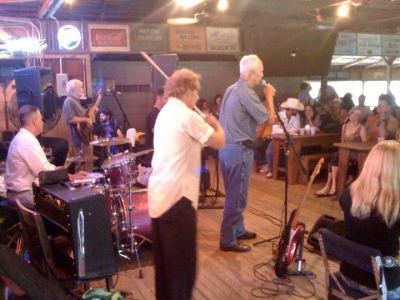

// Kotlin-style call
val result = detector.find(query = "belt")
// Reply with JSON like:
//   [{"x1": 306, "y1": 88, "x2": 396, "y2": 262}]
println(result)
[{"x1": 238, "y1": 140, "x2": 254, "y2": 149}]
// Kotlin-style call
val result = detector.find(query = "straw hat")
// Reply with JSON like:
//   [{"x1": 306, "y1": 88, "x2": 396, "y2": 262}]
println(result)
[{"x1": 280, "y1": 98, "x2": 304, "y2": 111}]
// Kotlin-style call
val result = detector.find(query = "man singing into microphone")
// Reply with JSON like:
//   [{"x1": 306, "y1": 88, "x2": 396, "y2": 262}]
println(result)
[{"x1": 219, "y1": 54, "x2": 276, "y2": 252}]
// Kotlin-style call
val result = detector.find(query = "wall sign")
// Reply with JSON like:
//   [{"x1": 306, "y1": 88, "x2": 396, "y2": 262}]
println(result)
[
  {"x1": 334, "y1": 32, "x2": 357, "y2": 55},
  {"x1": 169, "y1": 26, "x2": 206, "y2": 53},
  {"x1": 381, "y1": 35, "x2": 400, "y2": 57},
  {"x1": 206, "y1": 27, "x2": 240, "y2": 53},
  {"x1": 57, "y1": 25, "x2": 81, "y2": 50},
  {"x1": 357, "y1": 33, "x2": 381, "y2": 56},
  {"x1": 88, "y1": 24, "x2": 130, "y2": 53},
  {"x1": 132, "y1": 24, "x2": 169, "y2": 52}
]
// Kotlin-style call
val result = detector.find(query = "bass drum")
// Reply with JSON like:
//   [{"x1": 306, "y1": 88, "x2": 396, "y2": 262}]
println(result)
[{"x1": 107, "y1": 189, "x2": 152, "y2": 244}]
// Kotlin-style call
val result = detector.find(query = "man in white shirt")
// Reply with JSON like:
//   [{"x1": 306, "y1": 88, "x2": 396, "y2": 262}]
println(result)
[
  {"x1": 148, "y1": 68, "x2": 225, "y2": 300},
  {"x1": 5, "y1": 105, "x2": 84, "y2": 209}
]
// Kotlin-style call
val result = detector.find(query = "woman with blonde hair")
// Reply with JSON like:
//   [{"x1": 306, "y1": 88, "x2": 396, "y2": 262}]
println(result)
[{"x1": 339, "y1": 140, "x2": 400, "y2": 298}]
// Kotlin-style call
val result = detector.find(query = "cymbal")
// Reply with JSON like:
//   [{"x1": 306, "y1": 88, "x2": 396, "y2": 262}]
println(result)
[
  {"x1": 90, "y1": 137, "x2": 129, "y2": 147},
  {"x1": 66, "y1": 154, "x2": 99, "y2": 163},
  {"x1": 123, "y1": 149, "x2": 153, "y2": 161},
  {"x1": 101, "y1": 149, "x2": 153, "y2": 169}
]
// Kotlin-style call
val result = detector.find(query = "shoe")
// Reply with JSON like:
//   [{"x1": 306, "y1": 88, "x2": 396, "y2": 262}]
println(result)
[
  {"x1": 220, "y1": 243, "x2": 251, "y2": 253},
  {"x1": 328, "y1": 191, "x2": 336, "y2": 197},
  {"x1": 258, "y1": 165, "x2": 268, "y2": 173},
  {"x1": 237, "y1": 231, "x2": 257, "y2": 240},
  {"x1": 266, "y1": 172, "x2": 273, "y2": 178},
  {"x1": 315, "y1": 191, "x2": 329, "y2": 197}
]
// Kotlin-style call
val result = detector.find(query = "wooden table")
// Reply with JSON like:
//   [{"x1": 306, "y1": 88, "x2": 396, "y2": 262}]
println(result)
[
  {"x1": 334, "y1": 141, "x2": 376, "y2": 200},
  {"x1": 271, "y1": 132, "x2": 340, "y2": 184}
]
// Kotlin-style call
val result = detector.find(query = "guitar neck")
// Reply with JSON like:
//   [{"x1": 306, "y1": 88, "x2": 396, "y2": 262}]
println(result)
[{"x1": 290, "y1": 158, "x2": 324, "y2": 229}]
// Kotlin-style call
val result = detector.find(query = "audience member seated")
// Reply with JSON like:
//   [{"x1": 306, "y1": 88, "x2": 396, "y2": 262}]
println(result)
[
  {"x1": 264, "y1": 98, "x2": 304, "y2": 178},
  {"x1": 314, "y1": 103, "x2": 341, "y2": 133},
  {"x1": 354, "y1": 94, "x2": 372, "y2": 124},
  {"x1": 212, "y1": 94, "x2": 223, "y2": 119},
  {"x1": 331, "y1": 97, "x2": 349, "y2": 125},
  {"x1": 315, "y1": 107, "x2": 367, "y2": 197},
  {"x1": 366, "y1": 94, "x2": 399, "y2": 142},
  {"x1": 298, "y1": 82, "x2": 313, "y2": 106},
  {"x1": 5, "y1": 105, "x2": 85, "y2": 209},
  {"x1": 341, "y1": 92, "x2": 355, "y2": 111},
  {"x1": 302, "y1": 104, "x2": 320, "y2": 130},
  {"x1": 339, "y1": 140, "x2": 400, "y2": 299}
]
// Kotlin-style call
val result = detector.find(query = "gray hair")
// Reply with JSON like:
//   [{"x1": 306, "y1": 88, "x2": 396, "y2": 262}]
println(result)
[
  {"x1": 18, "y1": 105, "x2": 39, "y2": 127},
  {"x1": 239, "y1": 54, "x2": 263, "y2": 77},
  {"x1": 66, "y1": 79, "x2": 83, "y2": 97}
]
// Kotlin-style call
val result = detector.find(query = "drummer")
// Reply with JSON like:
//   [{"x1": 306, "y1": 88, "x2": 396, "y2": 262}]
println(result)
[{"x1": 93, "y1": 108, "x2": 124, "y2": 164}]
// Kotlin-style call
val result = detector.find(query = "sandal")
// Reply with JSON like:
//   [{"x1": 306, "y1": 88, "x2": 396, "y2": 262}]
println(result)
[{"x1": 315, "y1": 190, "x2": 329, "y2": 197}]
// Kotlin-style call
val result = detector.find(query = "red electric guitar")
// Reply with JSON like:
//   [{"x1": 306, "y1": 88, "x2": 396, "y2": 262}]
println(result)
[{"x1": 274, "y1": 157, "x2": 324, "y2": 277}]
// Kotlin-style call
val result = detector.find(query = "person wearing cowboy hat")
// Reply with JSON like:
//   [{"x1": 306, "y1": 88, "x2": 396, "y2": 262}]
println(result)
[{"x1": 264, "y1": 97, "x2": 304, "y2": 178}]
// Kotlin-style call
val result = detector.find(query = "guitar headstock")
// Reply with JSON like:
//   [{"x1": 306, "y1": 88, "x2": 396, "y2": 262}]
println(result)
[{"x1": 310, "y1": 157, "x2": 324, "y2": 183}]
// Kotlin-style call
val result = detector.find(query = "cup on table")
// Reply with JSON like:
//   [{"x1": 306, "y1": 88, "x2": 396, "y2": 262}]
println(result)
[
  {"x1": 299, "y1": 128, "x2": 305, "y2": 135},
  {"x1": 310, "y1": 126, "x2": 316, "y2": 136}
]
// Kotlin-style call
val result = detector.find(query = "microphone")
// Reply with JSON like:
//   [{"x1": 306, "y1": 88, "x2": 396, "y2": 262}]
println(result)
[{"x1": 261, "y1": 79, "x2": 268, "y2": 87}]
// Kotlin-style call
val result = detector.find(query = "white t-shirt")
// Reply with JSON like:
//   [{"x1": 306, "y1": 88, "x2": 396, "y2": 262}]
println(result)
[
  {"x1": 5, "y1": 128, "x2": 56, "y2": 192},
  {"x1": 148, "y1": 97, "x2": 214, "y2": 218}
]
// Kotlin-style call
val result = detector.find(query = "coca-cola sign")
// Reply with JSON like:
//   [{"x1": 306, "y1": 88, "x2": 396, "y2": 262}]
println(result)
[{"x1": 88, "y1": 24, "x2": 130, "y2": 53}]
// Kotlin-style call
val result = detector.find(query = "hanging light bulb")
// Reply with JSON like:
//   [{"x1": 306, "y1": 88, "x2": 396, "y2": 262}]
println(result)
[
  {"x1": 337, "y1": 3, "x2": 350, "y2": 18},
  {"x1": 217, "y1": 0, "x2": 229, "y2": 12}
]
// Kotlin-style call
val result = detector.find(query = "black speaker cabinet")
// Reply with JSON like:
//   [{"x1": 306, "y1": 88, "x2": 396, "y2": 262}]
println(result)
[
  {"x1": 14, "y1": 67, "x2": 52, "y2": 115},
  {"x1": 33, "y1": 184, "x2": 117, "y2": 281},
  {"x1": 151, "y1": 54, "x2": 178, "y2": 92},
  {"x1": 307, "y1": 214, "x2": 346, "y2": 249}
]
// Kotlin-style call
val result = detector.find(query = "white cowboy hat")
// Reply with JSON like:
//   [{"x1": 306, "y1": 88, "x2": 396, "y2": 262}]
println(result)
[{"x1": 280, "y1": 98, "x2": 304, "y2": 111}]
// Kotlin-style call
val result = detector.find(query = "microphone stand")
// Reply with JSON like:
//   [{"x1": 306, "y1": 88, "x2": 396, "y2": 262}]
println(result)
[
  {"x1": 110, "y1": 91, "x2": 131, "y2": 132},
  {"x1": 254, "y1": 102, "x2": 307, "y2": 246}
]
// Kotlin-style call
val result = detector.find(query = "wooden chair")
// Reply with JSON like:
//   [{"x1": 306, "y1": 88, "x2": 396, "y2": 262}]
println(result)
[
  {"x1": 15, "y1": 200, "x2": 74, "y2": 286},
  {"x1": 318, "y1": 228, "x2": 387, "y2": 300},
  {"x1": 0, "y1": 244, "x2": 74, "y2": 299}
]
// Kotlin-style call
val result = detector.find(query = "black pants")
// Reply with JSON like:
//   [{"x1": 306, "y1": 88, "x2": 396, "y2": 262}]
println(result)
[{"x1": 152, "y1": 198, "x2": 196, "y2": 300}]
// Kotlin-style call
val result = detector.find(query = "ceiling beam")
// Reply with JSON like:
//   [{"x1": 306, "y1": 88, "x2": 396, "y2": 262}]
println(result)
[{"x1": 38, "y1": 0, "x2": 65, "y2": 19}]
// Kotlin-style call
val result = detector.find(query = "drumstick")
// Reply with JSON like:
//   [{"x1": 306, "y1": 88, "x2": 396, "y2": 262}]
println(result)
[{"x1": 140, "y1": 51, "x2": 207, "y2": 120}]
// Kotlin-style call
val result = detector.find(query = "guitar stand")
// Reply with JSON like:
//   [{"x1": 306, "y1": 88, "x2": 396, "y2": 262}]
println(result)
[{"x1": 286, "y1": 226, "x2": 313, "y2": 277}]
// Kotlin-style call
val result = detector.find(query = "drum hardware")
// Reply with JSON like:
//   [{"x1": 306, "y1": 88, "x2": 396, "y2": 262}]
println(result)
[{"x1": 90, "y1": 137, "x2": 130, "y2": 158}]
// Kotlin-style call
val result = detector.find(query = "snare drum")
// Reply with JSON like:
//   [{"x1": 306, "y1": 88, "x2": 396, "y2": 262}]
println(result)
[{"x1": 70, "y1": 172, "x2": 104, "y2": 186}]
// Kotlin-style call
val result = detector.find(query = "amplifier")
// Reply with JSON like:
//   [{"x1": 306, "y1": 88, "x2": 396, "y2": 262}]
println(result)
[{"x1": 33, "y1": 183, "x2": 117, "y2": 281}]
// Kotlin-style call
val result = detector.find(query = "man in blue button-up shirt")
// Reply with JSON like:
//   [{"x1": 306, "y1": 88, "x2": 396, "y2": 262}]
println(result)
[{"x1": 219, "y1": 54, "x2": 276, "y2": 252}]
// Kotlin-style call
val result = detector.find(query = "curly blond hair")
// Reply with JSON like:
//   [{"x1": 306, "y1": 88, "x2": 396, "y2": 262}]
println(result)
[{"x1": 164, "y1": 68, "x2": 201, "y2": 100}]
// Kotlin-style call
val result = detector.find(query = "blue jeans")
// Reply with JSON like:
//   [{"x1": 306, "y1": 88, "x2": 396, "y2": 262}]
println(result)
[
  {"x1": 388, "y1": 286, "x2": 400, "y2": 299},
  {"x1": 265, "y1": 142, "x2": 273, "y2": 173},
  {"x1": 219, "y1": 144, "x2": 253, "y2": 247}
]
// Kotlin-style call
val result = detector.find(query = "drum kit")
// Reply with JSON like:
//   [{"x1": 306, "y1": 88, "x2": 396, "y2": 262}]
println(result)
[{"x1": 69, "y1": 137, "x2": 153, "y2": 277}]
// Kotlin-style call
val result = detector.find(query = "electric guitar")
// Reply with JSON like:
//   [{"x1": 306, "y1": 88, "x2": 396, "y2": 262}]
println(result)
[
  {"x1": 77, "y1": 89, "x2": 103, "y2": 145},
  {"x1": 274, "y1": 157, "x2": 324, "y2": 277}
]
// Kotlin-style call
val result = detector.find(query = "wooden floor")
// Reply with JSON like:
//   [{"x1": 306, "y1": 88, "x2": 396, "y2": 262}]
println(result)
[{"x1": 95, "y1": 160, "x2": 343, "y2": 300}]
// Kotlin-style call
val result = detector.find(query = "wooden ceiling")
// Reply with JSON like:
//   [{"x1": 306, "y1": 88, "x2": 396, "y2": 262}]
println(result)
[{"x1": 0, "y1": 0, "x2": 400, "y2": 34}]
